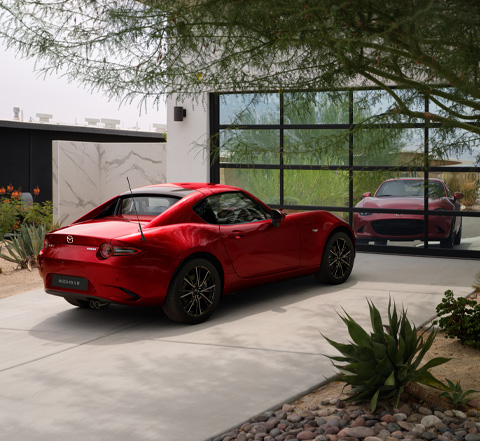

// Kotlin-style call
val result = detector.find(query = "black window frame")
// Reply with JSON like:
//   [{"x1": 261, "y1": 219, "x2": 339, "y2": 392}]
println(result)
[{"x1": 209, "y1": 91, "x2": 480, "y2": 258}]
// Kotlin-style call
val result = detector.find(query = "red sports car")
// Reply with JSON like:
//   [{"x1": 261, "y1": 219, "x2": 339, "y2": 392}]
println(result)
[
  {"x1": 354, "y1": 178, "x2": 463, "y2": 248},
  {"x1": 38, "y1": 183, "x2": 355, "y2": 324}
]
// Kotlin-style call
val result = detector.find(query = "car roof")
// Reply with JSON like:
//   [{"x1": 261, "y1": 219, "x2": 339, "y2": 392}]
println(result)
[
  {"x1": 119, "y1": 182, "x2": 241, "y2": 198},
  {"x1": 383, "y1": 178, "x2": 445, "y2": 183}
]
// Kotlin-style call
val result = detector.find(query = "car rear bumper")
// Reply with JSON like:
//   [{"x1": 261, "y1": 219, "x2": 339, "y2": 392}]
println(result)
[{"x1": 38, "y1": 245, "x2": 174, "y2": 306}]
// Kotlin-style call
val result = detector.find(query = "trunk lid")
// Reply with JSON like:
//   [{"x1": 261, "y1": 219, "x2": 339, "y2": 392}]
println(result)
[{"x1": 47, "y1": 219, "x2": 144, "y2": 246}]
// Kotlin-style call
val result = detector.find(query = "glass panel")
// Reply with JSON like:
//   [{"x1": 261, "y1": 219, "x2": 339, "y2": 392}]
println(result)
[
  {"x1": 219, "y1": 129, "x2": 279, "y2": 164},
  {"x1": 429, "y1": 128, "x2": 480, "y2": 165},
  {"x1": 283, "y1": 91, "x2": 349, "y2": 125},
  {"x1": 220, "y1": 93, "x2": 280, "y2": 125},
  {"x1": 353, "y1": 89, "x2": 425, "y2": 124},
  {"x1": 453, "y1": 216, "x2": 480, "y2": 251},
  {"x1": 284, "y1": 169, "x2": 349, "y2": 207},
  {"x1": 429, "y1": 88, "x2": 479, "y2": 122},
  {"x1": 353, "y1": 172, "x2": 427, "y2": 247},
  {"x1": 284, "y1": 129, "x2": 349, "y2": 166},
  {"x1": 354, "y1": 128, "x2": 424, "y2": 167},
  {"x1": 220, "y1": 168, "x2": 280, "y2": 205},
  {"x1": 430, "y1": 171, "x2": 480, "y2": 213}
]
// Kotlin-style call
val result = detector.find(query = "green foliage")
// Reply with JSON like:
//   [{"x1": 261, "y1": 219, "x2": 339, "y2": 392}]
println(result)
[
  {"x1": 324, "y1": 299, "x2": 449, "y2": 411},
  {"x1": 0, "y1": 198, "x2": 20, "y2": 238},
  {"x1": 435, "y1": 290, "x2": 480, "y2": 348},
  {"x1": 439, "y1": 378, "x2": 478, "y2": 408},
  {"x1": 2, "y1": 0, "x2": 480, "y2": 149},
  {"x1": 220, "y1": 91, "x2": 412, "y2": 207},
  {"x1": 0, "y1": 224, "x2": 48, "y2": 270},
  {"x1": 1, "y1": 186, "x2": 54, "y2": 240},
  {"x1": 23, "y1": 201, "x2": 54, "y2": 227}
]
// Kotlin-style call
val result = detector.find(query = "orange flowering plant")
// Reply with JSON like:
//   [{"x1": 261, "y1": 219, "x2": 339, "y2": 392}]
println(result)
[
  {"x1": 1, "y1": 184, "x2": 54, "y2": 269},
  {"x1": 0, "y1": 184, "x2": 53, "y2": 239}
]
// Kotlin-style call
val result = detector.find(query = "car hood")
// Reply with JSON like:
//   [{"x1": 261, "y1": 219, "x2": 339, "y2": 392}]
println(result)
[
  {"x1": 47, "y1": 219, "x2": 143, "y2": 246},
  {"x1": 358, "y1": 196, "x2": 427, "y2": 210}
]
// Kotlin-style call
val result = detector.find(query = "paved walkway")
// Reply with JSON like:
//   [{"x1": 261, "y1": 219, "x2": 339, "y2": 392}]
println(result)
[{"x1": 0, "y1": 253, "x2": 478, "y2": 441}]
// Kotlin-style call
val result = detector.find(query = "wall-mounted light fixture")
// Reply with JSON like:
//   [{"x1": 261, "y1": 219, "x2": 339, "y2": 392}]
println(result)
[{"x1": 173, "y1": 106, "x2": 187, "y2": 122}]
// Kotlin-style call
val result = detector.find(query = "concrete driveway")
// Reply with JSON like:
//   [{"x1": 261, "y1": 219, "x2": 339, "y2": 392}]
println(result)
[{"x1": 0, "y1": 253, "x2": 478, "y2": 441}]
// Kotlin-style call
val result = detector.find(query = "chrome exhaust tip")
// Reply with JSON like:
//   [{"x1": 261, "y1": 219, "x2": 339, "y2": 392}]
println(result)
[{"x1": 89, "y1": 300, "x2": 108, "y2": 309}]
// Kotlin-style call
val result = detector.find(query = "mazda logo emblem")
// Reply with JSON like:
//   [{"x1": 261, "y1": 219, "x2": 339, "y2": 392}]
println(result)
[{"x1": 67, "y1": 235, "x2": 74, "y2": 244}]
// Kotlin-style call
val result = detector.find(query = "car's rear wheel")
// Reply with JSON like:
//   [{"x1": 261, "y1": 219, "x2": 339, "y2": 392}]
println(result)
[
  {"x1": 163, "y1": 258, "x2": 222, "y2": 324},
  {"x1": 64, "y1": 297, "x2": 90, "y2": 308},
  {"x1": 316, "y1": 232, "x2": 354, "y2": 285}
]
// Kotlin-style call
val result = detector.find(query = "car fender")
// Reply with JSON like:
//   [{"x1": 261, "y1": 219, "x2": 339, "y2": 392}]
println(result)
[{"x1": 288, "y1": 211, "x2": 354, "y2": 267}]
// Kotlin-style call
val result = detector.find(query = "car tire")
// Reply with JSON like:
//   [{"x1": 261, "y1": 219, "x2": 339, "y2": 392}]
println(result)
[
  {"x1": 454, "y1": 222, "x2": 462, "y2": 246},
  {"x1": 440, "y1": 225, "x2": 455, "y2": 249},
  {"x1": 316, "y1": 232, "x2": 354, "y2": 285},
  {"x1": 163, "y1": 258, "x2": 222, "y2": 324},
  {"x1": 64, "y1": 297, "x2": 90, "y2": 308}
]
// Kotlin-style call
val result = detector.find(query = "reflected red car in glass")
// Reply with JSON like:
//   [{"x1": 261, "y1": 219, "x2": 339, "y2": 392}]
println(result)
[
  {"x1": 38, "y1": 183, "x2": 355, "y2": 323},
  {"x1": 353, "y1": 178, "x2": 463, "y2": 248}
]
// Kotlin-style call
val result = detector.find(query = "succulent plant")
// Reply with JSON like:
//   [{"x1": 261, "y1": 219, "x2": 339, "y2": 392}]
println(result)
[
  {"x1": 324, "y1": 299, "x2": 450, "y2": 411},
  {"x1": 0, "y1": 223, "x2": 47, "y2": 270}
]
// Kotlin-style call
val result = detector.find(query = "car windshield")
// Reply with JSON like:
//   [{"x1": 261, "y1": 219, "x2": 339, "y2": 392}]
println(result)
[{"x1": 376, "y1": 180, "x2": 446, "y2": 198}]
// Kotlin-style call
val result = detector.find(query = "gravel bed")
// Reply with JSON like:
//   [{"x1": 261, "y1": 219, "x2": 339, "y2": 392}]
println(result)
[{"x1": 211, "y1": 399, "x2": 480, "y2": 441}]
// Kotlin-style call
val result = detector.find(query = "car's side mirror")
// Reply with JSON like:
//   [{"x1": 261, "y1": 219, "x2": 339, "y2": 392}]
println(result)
[
  {"x1": 362, "y1": 192, "x2": 371, "y2": 198},
  {"x1": 454, "y1": 192, "x2": 464, "y2": 200},
  {"x1": 271, "y1": 209, "x2": 285, "y2": 227}
]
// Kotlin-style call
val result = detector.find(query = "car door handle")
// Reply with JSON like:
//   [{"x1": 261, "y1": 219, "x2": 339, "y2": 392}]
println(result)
[{"x1": 228, "y1": 231, "x2": 244, "y2": 239}]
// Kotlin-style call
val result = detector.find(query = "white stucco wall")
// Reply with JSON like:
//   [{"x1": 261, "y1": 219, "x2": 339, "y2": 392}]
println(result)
[{"x1": 166, "y1": 94, "x2": 210, "y2": 183}]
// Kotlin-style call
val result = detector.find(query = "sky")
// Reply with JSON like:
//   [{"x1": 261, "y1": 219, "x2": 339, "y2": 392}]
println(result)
[{"x1": 0, "y1": 44, "x2": 167, "y2": 131}]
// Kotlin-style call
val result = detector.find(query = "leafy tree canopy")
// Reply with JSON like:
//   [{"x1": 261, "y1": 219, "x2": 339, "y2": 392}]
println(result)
[{"x1": 1, "y1": 0, "x2": 480, "y2": 140}]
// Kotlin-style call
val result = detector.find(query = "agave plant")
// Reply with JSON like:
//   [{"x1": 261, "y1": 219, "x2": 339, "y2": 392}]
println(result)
[
  {"x1": 0, "y1": 223, "x2": 48, "y2": 270},
  {"x1": 440, "y1": 378, "x2": 478, "y2": 408},
  {"x1": 324, "y1": 299, "x2": 450, "y2": 411}
]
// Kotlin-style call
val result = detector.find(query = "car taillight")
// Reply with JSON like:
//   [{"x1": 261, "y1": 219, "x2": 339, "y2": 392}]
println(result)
[
  {"x1": 112, "y1": 247, "x2": 142, "y2": 256},
  {"x1": 99, "y1": 243, "x2": 142, "y2": 259},
  {"x1": 100, "y1": 243, "x2": 114, "y2": 259}
]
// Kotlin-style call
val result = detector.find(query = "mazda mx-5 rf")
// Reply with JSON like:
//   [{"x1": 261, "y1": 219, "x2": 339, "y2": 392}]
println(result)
[
  {"x1": 353, "y1": 178, "x2": 463, "y2": 248},
  {"x1": 38, "y1": 183, "x2": 355, "y2": 324}
]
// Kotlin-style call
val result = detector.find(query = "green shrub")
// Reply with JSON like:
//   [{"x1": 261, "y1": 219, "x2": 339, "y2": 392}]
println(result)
[
  {"x1": 324, "y1": 299, "x2": 449, "y2": 411},
  {"x1": 0, "y1": 197, "x2": 20, "y2": 238},
  {"x1": 435, "y1": 290, "x2": 480, "y2": 348}
]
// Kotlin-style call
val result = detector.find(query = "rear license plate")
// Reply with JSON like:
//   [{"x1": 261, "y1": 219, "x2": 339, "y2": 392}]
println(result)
[{"x1": 52, "y1": 274, "x2": 88, "y2": 291}]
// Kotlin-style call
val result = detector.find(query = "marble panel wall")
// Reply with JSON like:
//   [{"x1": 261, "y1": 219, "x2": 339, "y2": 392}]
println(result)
[{"x1": 53, "y1": 141, "x2": 167, "y2": 226}]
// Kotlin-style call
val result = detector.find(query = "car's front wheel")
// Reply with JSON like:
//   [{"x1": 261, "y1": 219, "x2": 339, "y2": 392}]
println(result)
[
  {"x1": 316, "y1": 232, "x2": 354, "y2": 284},
  {"x1": 440, "y1": 225, "x2": 455, "y2": 249},
  {"x1": 163, "y1": 258, "x2": 222, "y2": 324},
  {"x1": 454, "y1": 222, "x2": 462, "y2": 246}
]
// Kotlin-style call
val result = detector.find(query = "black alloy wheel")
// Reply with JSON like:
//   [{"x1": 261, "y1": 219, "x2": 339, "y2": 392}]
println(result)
[
  {"x1": 316, "y1": 232, "x2": 354, "y2": 284},
  {"x1": 163, "y1": 258, "x2": 222, "y2": 324}
]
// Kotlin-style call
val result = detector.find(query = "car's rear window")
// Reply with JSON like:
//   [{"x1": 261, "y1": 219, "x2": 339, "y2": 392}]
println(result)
[
  {"x1": 95, "y1": 195, "x2": 181, "y2": 219},
  {"x1": 120, "y1": 196, "x2": 179, "y2": 216}
]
